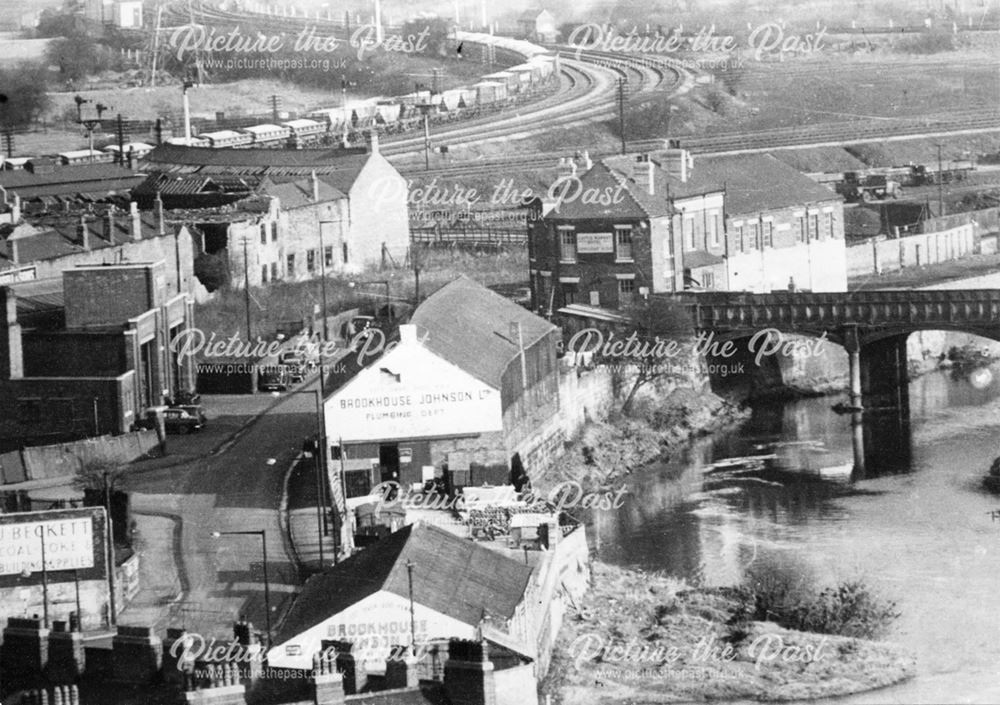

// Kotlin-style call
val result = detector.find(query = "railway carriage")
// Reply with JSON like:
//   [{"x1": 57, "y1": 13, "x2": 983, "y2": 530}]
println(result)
[
  {"x1": 58, "y1": 149, "x2": 115, "y2": 165},
  {"x1": 473, "y1": 80, "x2": 507, "y2": 104},
  {"x1": 482, "y1": 70, "x2": 519, "y2": 94},
  {"x1": 198, "y1": 130, "x2": 254, "y2": 148},
  {"x1": 104, "y1": 142, "x2": 154, "y2": 160},
  {"x1": 241, "y1": 124, "x2": 292, "y2": 146}
]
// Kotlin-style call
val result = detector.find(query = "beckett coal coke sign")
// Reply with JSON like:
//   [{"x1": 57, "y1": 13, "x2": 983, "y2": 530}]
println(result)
[{"x1": 0, "y1": 512, "x2": 96, "y2": 576}]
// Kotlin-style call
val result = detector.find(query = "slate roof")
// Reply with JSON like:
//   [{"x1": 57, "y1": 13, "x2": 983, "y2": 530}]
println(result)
[
  {"x1": 142, "y1": 145, "x2": 375, "y2": 194},
  {"x1": 409, "y1": 276, "x2": 557, "y2": 389},
  {"x1": 258, "y1": 175, "x2": 347, "y2": 209},
  {"x1": 553, "y1": 152, "x2": 841, "y2": 222},
  {"x1": 0, "y1": 163, "x2": 144, "y2": 199},
  {"x1": 0, "y1": 211, "x2": 176, "y2": 265},
  {"x1": 272, "y1": 522, "x2": 533, "y2": 647}
]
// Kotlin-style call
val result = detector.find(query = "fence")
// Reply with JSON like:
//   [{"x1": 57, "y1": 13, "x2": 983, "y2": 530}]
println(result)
[
  {"x1": 411, "y1": 227, "x2": 527, "y2": 247},
  {"x1": 847, "y1": 221, "x2": 979, "y2": 277}
]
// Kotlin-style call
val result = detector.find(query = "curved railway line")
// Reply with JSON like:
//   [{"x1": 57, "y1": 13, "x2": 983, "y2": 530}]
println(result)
[{"x1": 149, "y1": 4, "x2": 999, "y2": 181}]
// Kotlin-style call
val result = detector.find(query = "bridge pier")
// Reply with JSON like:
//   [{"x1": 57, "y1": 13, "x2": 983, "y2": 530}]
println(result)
[
  {"x1": 860, "y1": 335, "x2": 910, "y2": 412},
  {"x1": 844, "y1": 325, "x2": 863, "y2": 409}
]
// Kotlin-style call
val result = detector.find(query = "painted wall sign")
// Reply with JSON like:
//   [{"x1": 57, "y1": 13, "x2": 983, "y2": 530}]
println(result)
[
  {"x1": 577, "y1": 232, "x2": 614, "y2": 254},
  {"x1": 327, "y1": 341, "x2": 503, "y2": 443},
  {"x1": 0, "y1": 517, "x2": 95, "y2": 576}
]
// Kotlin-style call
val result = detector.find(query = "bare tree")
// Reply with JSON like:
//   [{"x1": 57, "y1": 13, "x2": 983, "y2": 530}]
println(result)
[{"x1": 616, "y1": 297, "x2": 693, "y2": 415}]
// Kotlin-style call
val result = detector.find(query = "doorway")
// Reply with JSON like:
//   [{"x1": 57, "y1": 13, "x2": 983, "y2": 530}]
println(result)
[{"x1": 379, "y1": 444, "x2": 400, "y2": 483}]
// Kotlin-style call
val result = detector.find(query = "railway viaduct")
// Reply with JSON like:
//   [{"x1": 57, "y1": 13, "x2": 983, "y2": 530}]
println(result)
[{"x1": 666, "y1": 289, "x2": 1000, "y2": 411}]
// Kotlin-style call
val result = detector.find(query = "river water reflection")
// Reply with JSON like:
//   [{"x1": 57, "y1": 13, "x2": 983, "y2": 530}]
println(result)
[{"x1": 589, "y1": 366, "x2": 1000, "y2": 703}]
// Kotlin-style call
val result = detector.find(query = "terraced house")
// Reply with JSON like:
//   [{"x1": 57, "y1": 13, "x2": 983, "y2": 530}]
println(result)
[{"x1": 527, "y1": 147, "x2": 847, "y2": 313}]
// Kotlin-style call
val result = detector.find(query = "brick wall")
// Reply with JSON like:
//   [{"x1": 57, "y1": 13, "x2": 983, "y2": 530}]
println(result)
[{"x1": 64, "y1": 264, "x2": 161, "y2": 328}]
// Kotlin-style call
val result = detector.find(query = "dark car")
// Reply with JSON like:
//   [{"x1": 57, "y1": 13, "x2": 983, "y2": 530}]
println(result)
[
  {"x1": 163, "y1": 406, "x2": 206, "y2": 434},
  {"x1": 259, "y1": 365, "x2": 290, "y2": 392},
  {"x1": 278, "y1": 351, "x2": 307, "y2": 383}
]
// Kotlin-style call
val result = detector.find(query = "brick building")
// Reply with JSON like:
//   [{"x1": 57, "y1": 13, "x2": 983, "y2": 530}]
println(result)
[
  {"x1": 142, "y1": 136, "x2": 410, "y2": 286},
  {"x1": 527, "y1": 148, "x2": 847, "y2": 312},
  {"x1": 0, "y1": 262, "x2": 195, "y2": 449},
  {"x1": 0, "y1": 201, "x2": 198, "y2": 296}
]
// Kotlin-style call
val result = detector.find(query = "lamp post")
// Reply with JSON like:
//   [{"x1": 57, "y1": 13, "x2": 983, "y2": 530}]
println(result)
[{"x1": 212, "y1": 530, "x2": 271, "y2": 644}]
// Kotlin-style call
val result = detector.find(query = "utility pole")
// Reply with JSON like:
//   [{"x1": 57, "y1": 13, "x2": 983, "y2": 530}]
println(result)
[
  {"x1": 406, "y1": 560, "x2": 416, "y2": 655},
  {"x1": 104, "y1": 472, "x2": 117, "y2": 626},
  {"x1": 242, "y1": 237, "x2": 252, "y2": 340},
  {"x1": 2, "y1": 130, "x2": 12, "y2": 158},
  {"x1": 412, "y1": 244, "x2": 421, "y2": 304},
  {"x1": 422, "y1": 111, "x2": 431, "y2": 171},
  {"x1": 116, "y1": 114, "x2": 126, "y2": 165},
  {"x1": 618, "y1": 77, "x2": 627, "y2": 155},
  {"x1": 936, "y1": 143, "x2": 945, "y2": 218}
]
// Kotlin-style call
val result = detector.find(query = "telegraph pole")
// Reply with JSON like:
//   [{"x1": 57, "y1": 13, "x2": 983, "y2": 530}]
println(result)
[
  {"x1": 936, "y1": 143, "x2": 945, "y2": 217},
  {"x1": 618, "y1": 77, "x2": 627, "y2": 155},
  {"x1": 423, "y1": 112, "x2": 431, "y2": 171},
  {"x1": 406, "y1": 560, "x2": 416, "y2": 654},
  {"x1": 116, "y1": 114, "x2": 126, "y2": 165},
  {"x1": 242, "y1": 237, "x2": 252, "y2": 340}
]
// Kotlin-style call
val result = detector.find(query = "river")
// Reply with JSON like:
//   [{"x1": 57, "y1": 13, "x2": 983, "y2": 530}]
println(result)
[{"x1": 589, "y1": 365, "x2": 1000, "y2": 704}]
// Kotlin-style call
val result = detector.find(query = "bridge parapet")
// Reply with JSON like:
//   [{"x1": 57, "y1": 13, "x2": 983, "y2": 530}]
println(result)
[{"x1": 661, "y1": 290, "x2": 1000, "y2": 336}]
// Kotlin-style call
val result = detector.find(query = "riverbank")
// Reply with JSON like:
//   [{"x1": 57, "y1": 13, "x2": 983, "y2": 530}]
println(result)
[
  {"x1": 542, "y1": 562, "x2": 917, "y2": 704},
  {"x1": 533, "y1": 385, "x2": 749, "y2": 496}
]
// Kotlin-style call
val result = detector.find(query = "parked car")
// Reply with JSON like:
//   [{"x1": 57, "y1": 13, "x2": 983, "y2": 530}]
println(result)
[
  {"x1": 278, "y1": 351, "x2": 307, "y2": 382},
  {"x1": 259, "y1": 366, "x2": 290, "y2": 392},
  {"x1": 162, "y1": 406, "x2": 206, "y2": 434},
  {"x1": 342, "y1": 315, "x2": 377, "y2": 350}
]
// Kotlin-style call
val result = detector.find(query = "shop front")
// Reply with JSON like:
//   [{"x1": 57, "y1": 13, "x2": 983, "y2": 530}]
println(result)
[{"x1": 325, "y1": 325, "x2": 505, "y2": 499}]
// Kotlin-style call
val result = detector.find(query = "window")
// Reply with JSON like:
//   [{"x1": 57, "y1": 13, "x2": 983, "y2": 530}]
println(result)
[
  {"x1": 762, "y1": 221, "x2": 773, "y2": 248},
  {"x1": 735, "y1": 225, "x2": 745, "y2": 252},
  {"x1": 709, "y1": 214, "x2": 720, "y2": 248},
  {"x1": 618, "y1": 278, "x2": 635, "y2": 304},
  {"x1": 286, "y1": 253, "x2": 295, "y2": 277},
  {"x1": 615, "y1": 227, "x2": 633, "y2": 261},
  {"x1": 324, "y1": 246, "x2": 334, "y2": 268},
  {"x1": 683, "y1": 216, "x2": 695, "y2": 251},
  {"x1": 307, "y1": 249, "x2": 316, "y2": 274},
  {"x1": 271, "y1": 222, "x2": 278, "y2": 242},
  {"x1": 747, "y1": 223, "x2": 759, "y2": 250},
  {"x1": 562, "y1": 283, "x2": 577, "y2": 305},
  {"x1": 702, "y1": 271, "x2": 715, "y2": 289},
  {"x1": 270, "y1": 262, "x2": 277, "y2": 281},
  {"x1": 809, "y1": 213, "x2": 819, "y2": 241},
  {"x1": 827, "y1": 212, "x2": 835, "y2": 239},
  {"x1": 342, "y1": 243, "x2": 349, "y2": 264},
  {"x1": 261, "y1": 265, "x2": 268, "y2": 283},
  {"x1": 260, "y1": 224, "x2": 267, "y2": 245},
  {"x1": 796, "y1": 215, "x2": 806, "y2": 242},
  {"x1": 559, "y1": 229, "x2": 576, "y2": 262}
]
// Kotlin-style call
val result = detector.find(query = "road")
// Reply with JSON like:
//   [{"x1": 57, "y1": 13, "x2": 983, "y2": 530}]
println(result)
[{"x1": 120, "y1": 382, "x2": 325, "y2": 643}]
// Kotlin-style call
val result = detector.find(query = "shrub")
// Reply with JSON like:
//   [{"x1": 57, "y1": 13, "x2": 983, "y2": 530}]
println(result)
[
  {"x1": 791, "y1": 581, "x2": 901, "y2": 640},
  {"x1": 742, "y1": 551, "x2": 817, "y2": 623},
  {"x1": 194, "y1": 251, "x2": 230, "y2": 292},
  {"x1": 736, "y1": 553, "x2": 900, "y2": 639}
]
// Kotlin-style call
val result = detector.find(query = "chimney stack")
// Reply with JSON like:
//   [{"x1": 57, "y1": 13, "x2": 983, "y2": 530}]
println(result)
[
  {"x1": 104, "y1": 209, "x2": 115, "y2": 242},
  {"x1": 130, "y1": 201, "x2": 142, "y2": 241},
  {"x1": 12, "y1": 193, "x2": 20, "y2": 223},
  {"x1": 9, "y1": 235, "x2": 19, "y2": 264},
  {"x1": 443, "y1": 639, "x2": 497, "y2": 705},
  {"x1": 633, "y1": 155, "x2": 655, "y2": 195},
  {"x1": 77, "y1": 214, "x2": 90, "y2": 250},
  {"x1": 311, "y1": 170, "x2": 320, "y2": 202},
  {"x1": 0, "y1": 287, "x2": 24, "y2": 380},
  {"x1": 663, "y1": 147, "x2": 692, "y2": 184},
  {"x1": 368, "y1": 130, "x2": 379, "y2": 154},
  {"x1": 155, "y1": 192, "x2": 165, "y2": 237},
  {"x1": 582, "y1": 150, "x2": 593, "y2": 171}
]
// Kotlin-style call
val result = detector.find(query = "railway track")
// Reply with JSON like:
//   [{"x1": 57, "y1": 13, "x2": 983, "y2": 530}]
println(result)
[{"x1": 395, "y1": 112, "x2": 1000, "y2": 177}]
